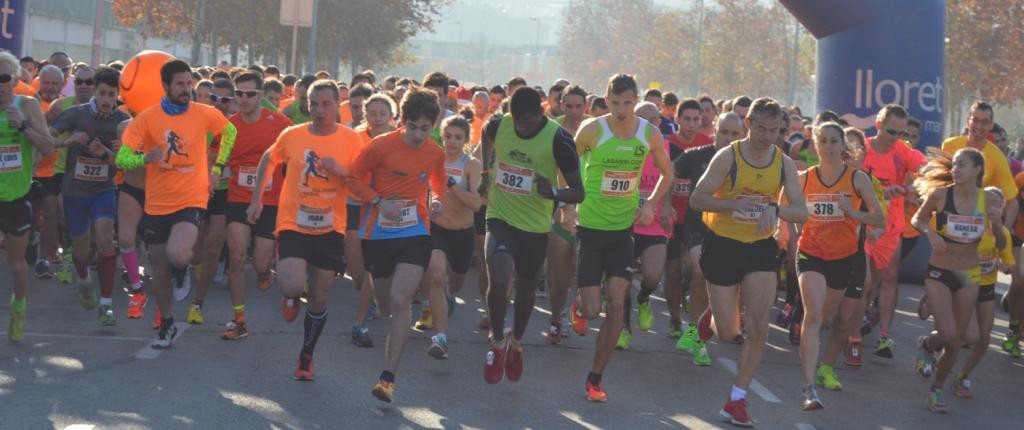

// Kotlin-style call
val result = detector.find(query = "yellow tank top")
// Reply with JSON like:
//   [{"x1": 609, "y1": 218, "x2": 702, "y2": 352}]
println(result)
[{"x1": 703, "y1": 141, "x2": 784, "y2": 243}]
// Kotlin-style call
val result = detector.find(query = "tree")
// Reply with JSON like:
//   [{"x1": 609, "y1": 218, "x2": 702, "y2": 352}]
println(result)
[{"x1": 112, "y1": 0, "x2": 193, "y2": 40}]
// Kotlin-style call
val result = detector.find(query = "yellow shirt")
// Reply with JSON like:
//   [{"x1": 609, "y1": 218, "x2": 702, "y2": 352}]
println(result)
[
  {"x1": 978, "y1": 226, "x2": 1014, "y2": 285},
  {"x1": 703, "y1": 142, "x2": 783, "y2": 243},
  {"x1": 941, "y1": 136, "x2": 1017, "y2": 201}
]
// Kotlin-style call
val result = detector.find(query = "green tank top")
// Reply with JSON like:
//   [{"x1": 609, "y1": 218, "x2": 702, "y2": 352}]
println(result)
[
  {"x1": 486, "y1": 115, "x2": 561, "y2": 233},
  {"x1": 53, "y1": 97, "x2": 76, "y2": 175},
  {"x1": 0, "y1": 97, "x2": 35, "y2": 201},
  {"x1": 285, "y1": 103, "x2": 310, "y2": 124},
  {"x1": 578, "y1": 117, "x2": 650, "y2": 231}
]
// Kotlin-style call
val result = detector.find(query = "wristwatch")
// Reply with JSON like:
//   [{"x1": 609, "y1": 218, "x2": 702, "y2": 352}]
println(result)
[{"x1": 371, "y1": 196, "x2": 383, "y2": 206}]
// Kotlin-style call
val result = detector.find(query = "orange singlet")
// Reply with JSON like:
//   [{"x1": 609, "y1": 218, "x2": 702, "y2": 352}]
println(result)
[{"x1": 797, "y1": 165, "x2": 863, "y2": 260}]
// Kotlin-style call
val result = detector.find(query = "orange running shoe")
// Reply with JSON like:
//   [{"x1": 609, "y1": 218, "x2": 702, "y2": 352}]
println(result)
[
  {"x1": 150, "y1": 307, "x2": 162, "y2": 330},
  {"x1": 586, "y1": 381, "x2": 608, "y2": 402},
  {"x1": 293, "y1": 354, "x2": 314, "y2": 381},
  {"x1": 282, "y1": 297, "x2": 301, "y2": 322},
  {"x1": 257, "y1": 270, "x2": 274, "y2": 292},
  {"x1": 570, "y1": 299, "x2": 587, "y2": 336},
  {"x1": 127, "y1": 291, "x2": 147, "y2": 319}
]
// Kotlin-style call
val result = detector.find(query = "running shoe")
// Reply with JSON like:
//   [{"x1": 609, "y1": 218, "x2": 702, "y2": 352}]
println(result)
[
  {"x1": 615, "y1": 330, "x2": 632, "y2": 350},
  {"x1": 213, "y1": 262, "x2": 227, "y2": 285},
  {"x1": 927, "y1": 386, "x2": 947, "y2": 413},
  {"x1": 367, "y1": 301, "x2": 379, "y2": 321},
  {"x1": 97, "y1": 304, "x2": 116, "y2": 326},
  {"x1": 815, "y1": 364, "x2": 842, "y2": 390},
  {"x1": 506, "y1": 336, "x2": 524, "y2": 382},
  {"x1": 150, "y1": 322, "x2": 178, "y2": 349},
  {"x1": 874, "y1": 335, "x2": 894, "y2": 358},
  {"x1": 1002, "y1": 331, "x2": 1021, "y2": 357},
  {"x1": 569, "y1": 300, "x2": 587, "y2": 335},
  {"x1": 256, "y1": 270, "x2": 274, "y2": 292},
  {"x1": 294, "y1": 354, "x2": 314, "y2": 381},
  {"x1": 352, "y1": 326, "x2": 374, "y2": 348},
  {"x1": 447, "y1": 293, "x2": 457, "y2": 318},
  {"x1": 281, "y1": 297, "x2": 300, "y2": 322},
  {"x1": 428, "y1": 334, "x2": 449, "y2": 359},
  {"x1": 33, "y1": 260, "x2": 52, "y2": 279},
  {"x1": 865, "y1": 302, "x2": 880, "y2": 328},
  {"x1": 775, "y1": 303, "x2": 794, "y2": 328},
  {"x1": 561, "y1": 315, "x2": 571, "y2": 338},
  {"x1": 484, "y1": 337, "x2": 507, "y2": 384},
  {"x1": 151, "y1": 308, "x2": 162, "y2": 330},
  {"x1": 677, "y1": 324, "x2": 698, "y2": 353},
  {"x1": 637, "y1": 299, "x2": 653, "y2": 331},
  {"x1": 693, "y1": 340, "x2": 711, "y2": 366},
  {"x1": 372, "y1": 379, "x2": 394, "y2": 402},
  {"x1": 126, "y1": 291, "x2": 147, "y2": 319},
  {"x1": 788, "y1": 322, "x2": 801, "y2": 345},
  {"x1": 916, "y1": 294, "x2": 929, "y2": 320},
  {"x1": 667, "y1": 320, "x2": 684, "y2": 339},
  {"x1": 414, "y1": 308, "x2": 433, "y2": 331},
  {"x1": 802, "y1": 385, "x2": 823, "y2": 411},
  {"x1": 915, "y1": 335, "x2": 936, "y2": 379},
  {"x1": 77, "y1": 278, "x2": 97, "y2": 310},
  {"x1": 720, "y1": 399, "x2": 754, "y2": 427},
  {"x1": 55, "y1": 253, "x2": 72, "y2": 284},
  {"x1": 585, "y1": 381, "x2": 607, "y2": 402},
  {"x1": 8, "y1": 309, "x2": 25, "y2": 343},
  {"x1": 221, "y1": 320, "x2": 248, "y2": 340},
  {"x1": 172, "y1": 266, "x2": 192, "y2": 302},
  {"x1": 186, "y1": 302, "x2": 204, "y2": 324},
  {"x1": 546, "y1": 322, "x2": 563, "y2": 345},
  {"x1": 845, "y1": 339, "x2": 863, "y2": 367},
  {"x1": 479, "y1": 315, "x2": 491, "y2": 331},
  {"x1": 953, "y1": 375, "x2": 972, "y2": 399}
]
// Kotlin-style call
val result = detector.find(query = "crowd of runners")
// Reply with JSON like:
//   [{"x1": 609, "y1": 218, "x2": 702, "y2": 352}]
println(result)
[{"x1": 3, "y1": 49, "x2": 1024, "y2": 427}]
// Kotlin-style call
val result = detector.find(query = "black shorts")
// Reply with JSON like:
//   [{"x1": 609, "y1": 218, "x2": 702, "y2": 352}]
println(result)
[
  {"x1": 225, "y1": 202, "x2": 277, "y2": 240},
  {"x1": 346, "y1": 203, "x2": 362, "y2": 231},
  {"x1": 31, "y1": 174, "x2": 63, "y2": 198},
  {"x1": 485, "y1": 218, "x2": 549, "y2": 280},
  {"x1": 118, "y1": 183, "x2": 145, "y2": 208},
  {"x1": 142, "y1": 207, "x2": 204, "y2": 245},
  {"x1": 925, "y1": 264, "x2": 980, "y2": 294},
  {"x1": 430, "y1": 224, "x2": 475, "y2": 274},
  {"x1": 362, "y1": 236, "x2": 432, "y2": 279},
  {"x1": 633, "y1": 233, "x2": 667, "y2": 260},
  {"x1": 666, "y1": 223, "x2": 686, "y2": 260},
  {"x1": 700, "y1": 232, "x2": 779, "y2": 286},
  {"x1": 978, "y1": 284, "x2": 996, "y2": 302},
  {"x1": 796, "y1": 251, "x2": 864, "y2": 292},
  {"x1": 474, "y1": 205, "x2": 487, "y2": 235},
  {"x1": 0, "y1": 193, "x2": 33, "y2": 236},
  {"x1": 577, "y1": 226, "x2": 634, "y2": 287},
  {"x1": 278, "y1": 230, "x2": 346, "y2": 273},
  {"x1": 900, "y1": 236, "x2": 920, "y2": 260},
  {"x1": 684, "y1": 219, "x2": 709, "y2": 251},
  {"x1": 845, "y1": 251, "x2": 867, "y2": 299},
  {"x1": 204, "y1": 189, "x2": 228, "y2": 218}
]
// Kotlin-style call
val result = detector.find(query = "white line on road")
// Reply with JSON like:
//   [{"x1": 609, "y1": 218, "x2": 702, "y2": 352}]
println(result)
[
  {"x1": 135, "y1": 323, "x2": 189, "y2": 359},
  {"x1": 716, "y1": 357, "x2": 783, "y2": 403},
  {"x1": 795, "y1": 423, "x2": 818, "y2": 430},
  {"x1": 0, "y1": 331, "x2": 152, "y2": 342}
]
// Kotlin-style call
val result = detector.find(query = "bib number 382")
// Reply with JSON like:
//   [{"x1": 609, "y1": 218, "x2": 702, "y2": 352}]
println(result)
[{"x1": 496, "y1": 161, "x2": 534, "y2": 196}]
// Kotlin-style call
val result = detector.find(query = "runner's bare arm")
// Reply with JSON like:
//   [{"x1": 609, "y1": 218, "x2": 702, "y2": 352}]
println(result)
[
  {"x1": 18, "y1": 97, "x2": 54, "y2": 156},
  {"x1": 645, "y1": 129, "x2": 674, "y2": 209},
  {"x1": 689, "y1": 145, "x2": 743, "y2": 213},
  {"x1": 911, "y1": 187, "x2": 946, "y2": 253},
  {"x1": 449, "y1": 157, "x2": 482, "y2": 211},
  {"x1": 777, "y1": 156, "x2": 808, "y2": 223}
]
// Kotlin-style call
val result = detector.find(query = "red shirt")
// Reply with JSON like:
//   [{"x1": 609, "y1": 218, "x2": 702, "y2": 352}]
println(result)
[
  {"x1": 667, "y1": 132, "x2": 713, "y2": 224},
  {"x1": 226, "y1": 109, "x2": 293, "y2": 205}
]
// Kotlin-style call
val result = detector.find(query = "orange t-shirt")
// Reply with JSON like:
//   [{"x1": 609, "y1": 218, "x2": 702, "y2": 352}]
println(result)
[
  {"x1": 123, "y1": 103, "x2": 229, "y2": 215},
  {"x1": 33, "y1": 97, "x2": 57, "y2": 178},
  {"x1": 349, "y1": 129, "x2": 448, "y2": 240},
  {"x1": 268, "y1": 124, "x2": 361, "y2": 235},
  {"x1": 470, "y1": 115, "x2": 486, "y2": 145},
  {"x1": 338, "y1": 100, "x2": 353, "y2": 126},
  {"x1": 797, "y1": 166, "x2": 862, "y2": 260},
  {"x1": 279, "y1": 97, "x2": 295, "y2": 112},
  {"x1": 14, "y1": 80, "x2": 34, "y2": 96},
  {"x1": 226, "y1": 109, "x2": 293, "y2": 205}
]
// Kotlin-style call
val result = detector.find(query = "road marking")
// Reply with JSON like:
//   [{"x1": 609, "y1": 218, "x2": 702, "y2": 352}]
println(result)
[
  {"x1": 63, "y1": 425, "x2": 95, "y2": 430},
  {"x1": 795, "y1": 423, "x2": 817, "y2": 430},
  {"x1": 716, "y1": 357, "x2": 783, "y2": 403},
  {"x1": 0, "y1": 331, "x2": 152, "y2": 342},
  {"x1": 135, "y1": 323, "x2": 189, "y2": 359}
]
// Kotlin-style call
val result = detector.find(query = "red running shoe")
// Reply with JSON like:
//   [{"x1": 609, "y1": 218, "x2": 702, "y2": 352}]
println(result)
[
  {"x1": 586, "y1": 381, "x2": 608, "y2": 402},
  {"x1": 506, "y1": 337, "x2": 523, "y2": 382},
  {"x1": 293, "y1": 354, "x2": 314, "y2": 381},
  {"x1": 720, "y1": 398, "x2": 754, "y2": 427},
  {"x1": 484, "y1": 337, "x2": 506, "y2": 384},
  {"x1": 845, "y1": 339, "x2": 863, "y2": 367},
  {"x1": 281, "y1": 297, "x2": 301, "y2": 322}
]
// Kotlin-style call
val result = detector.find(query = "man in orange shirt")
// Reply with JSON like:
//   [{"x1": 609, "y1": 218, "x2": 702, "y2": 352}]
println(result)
[
  {"x1": 347, "y1": 87, "x2": 448, "y2": 403},
  {"x1": 247, "y1": 79, "x2": 361, "y2": 380},
  {"x1": 116, "y1": 59, "x2": 237, "y2": 349},
  {"x1": 29, "y1": 65, "x2": 68, "y2": 280}
]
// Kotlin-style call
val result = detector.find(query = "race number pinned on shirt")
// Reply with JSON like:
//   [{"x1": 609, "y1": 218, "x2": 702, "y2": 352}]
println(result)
[
  {"x1": 946, "y1": 214, "x2": 984, "y2": 243},
  {"x1": 238, "y1": 166, "x2": 272, "y2": 190},
  {"x1": 638, "y1": 190, "x2": 651, "y2": 208},
  {"x1": 446, "y1": 166, "x2": 464, "y2": 185},
  {"x1": 731, "y1": 195, "x2": 771, "y2": 224},
  {"x1": 672, "y1": 178, "x2": 690, "y2": 197},
  {"x1": 807, "y1": 194, "x2": 844, "y2": 222},
  {"x1": 496, "y1": 161, "x2": 533, "y2": 196},
  {"x1": 0, "y1": 145, "x2": 23, "y2": 173},
  {"x1": 979, "y1": 252, "x2": 997, "y2": 276},
  {"x1": 601, "y1": 170, "x2": 639, "y2": 197},
  {"x1": 379, "y1": 199, "x2": 418, "y2": 229},
  {"x1": 74, "y1": 157, "x2": 109, "y2": 182},
  {"x1": 297, "y1": 204, "x2": 333, "y2": 232}
]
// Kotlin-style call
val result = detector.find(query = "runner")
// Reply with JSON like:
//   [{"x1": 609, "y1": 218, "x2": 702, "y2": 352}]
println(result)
[
  {"x1": 545, "y1": 84, "x2": 565, "y2": 118},
  {"x1": 0, "y1": 51, "x2": 55, "y2": 342},
  {"x1": 673, "y1": 112, "x2": 745, "y2": 365},
  {"x1": 345, "y1": 86, "x2": 448, "y2": 403},
  {"x1": 424, "y1": 115, "x2": 482, "y2": 359},
  {"x1": 282, "y1": 74, "x2": 316, "y2": 124},
  {"x1": 488, "y1": 85, "x2": 506, "y2": 115},
  {"x1": 910, "y1": 147, "x2": 1002, "y2": 413},
  {"x1": 116, "y1": 59, "x2": 237, "y2": 349},
  {"x1": 793, "y1": 122, "x2": 884, "y2": 410},
  {"x1": 262, "y1": 78, "x2": 284, "y2": 111},
  {"x1": 480, "y1": 86, "x2": 583, "y2": 384},
  {"x1": 48, "y1": 67, "x2": 131, "y2": 325},
  {"x1": 117, "y1": 122, "x2": 150, "y2": 321},
  {"x1": 30, "y1": 65, "x2": 65, "y2": 280},
  {"x1": 344, "y1": 83, "x2": 373, "y2": 128},
  {"x1": 689, "y1": 97, "x2": 807, "y2": 427},
  {"x1": 470, "y1": 90, "x2": 489, "y2": 145},
  {"x1": 220, "y1": 71, "x2": 292, "y2": 340},
  {"x1": 1004, "y1": 172, "x2": 1024, "y2": 357},
  {"x1": 247, "y1": 79, "x2": 359, "y2": 380},
  {"x1": 698, "y1": 95, "x2": 718, "y2": 137}
]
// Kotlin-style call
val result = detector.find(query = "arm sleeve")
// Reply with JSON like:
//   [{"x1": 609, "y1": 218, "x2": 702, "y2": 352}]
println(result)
[
  {"x1": 213, "y1": 121, "x2": 236, "y2": 168},
  {"x1": 115, "y1": 117, "x2": 146, "y2": 170},
  {"x1": 552, "y1": 127, "x2": 580, "y2": 176}
]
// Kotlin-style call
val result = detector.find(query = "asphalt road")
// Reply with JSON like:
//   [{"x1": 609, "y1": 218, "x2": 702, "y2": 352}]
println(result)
[{"x1": 1, "y1": 259, "x2": 1022, "y2": 430}]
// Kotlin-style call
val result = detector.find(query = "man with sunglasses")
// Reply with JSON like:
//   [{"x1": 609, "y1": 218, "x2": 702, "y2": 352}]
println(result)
[
  {"x1": 188, "y1": 78, "x2": 239, "y2": 325},
  {"x1": 219, "y1": 71, "x2": 292, "y2": 340}
]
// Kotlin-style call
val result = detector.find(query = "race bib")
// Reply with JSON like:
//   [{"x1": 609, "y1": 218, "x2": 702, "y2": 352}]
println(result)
[
  {"x1": 639, "y1": 190, "x2": 651, "y2": 208},
  {"x1": 731, "y1": 195, "x2": 771, "y2": 224},
  {"x1": 672, "y1": 178, "x2": 690, "y2": 197},
  {"x1": 979, "y1": 252, "x2": 997, "y2": 276},
  {"x1": 496, "y1": 161, "x2": 533, "y2": 196},
  {"x1": 74, "y1": 157, "x2": 109, "y2": 182},
  {"x1": 807, "y1": 194, "x2": 845, "y2": 222},
  {"x1": 238, "y1": 166, "x2": 272, "y2": 190},
  {"x1": 297, "y1": 204, "x2": 333, "y2": 232},
  {"x1": 446, "y1": 166, "x2": 464, "y2": 185},
  {"x1": 379, "y1": 199, "x2": 418, "y2": 229},
  {"x1": 0, "y1": 145, "x2": 23, "y2": 173},
  {"x1": 946, "y1": 214, "x2": 984, "y2": 243},
  {"x1": 600, "y1": 170, "x2": 639, "y2": 197}
]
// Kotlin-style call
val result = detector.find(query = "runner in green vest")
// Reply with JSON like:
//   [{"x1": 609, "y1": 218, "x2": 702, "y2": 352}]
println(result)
[
  {"x1": 572, "y1": 74, "x2": 674, "y2": 402},
  {"x1": 480, "y1": 86, "x2": 583, "y2": 385},
  {"x1": 282, "y1": 74, "x2": 315, "y2": 124}
]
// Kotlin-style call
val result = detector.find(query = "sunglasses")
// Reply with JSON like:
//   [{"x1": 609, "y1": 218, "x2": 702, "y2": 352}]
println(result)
[
  {"x1": 883, "y1": 127, "x2": 904, "y2": 136},
  {"x1": 75, "y1": 78, "x2": 94, "y2": 86},
  {"x1": 234, "y1": 90, "x2": 259, "y2": 98},
  {"x1": 210, "y1": 94, "x2": 234, "y2": 103},
  {"x1": 0, "y1": 74, "x2": 11, "y2": 84}
]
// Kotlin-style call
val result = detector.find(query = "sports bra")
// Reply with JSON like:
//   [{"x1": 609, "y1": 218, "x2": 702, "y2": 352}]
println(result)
[{"x1": 935, "y1": 186, "x2": 986, "y2": 244}]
